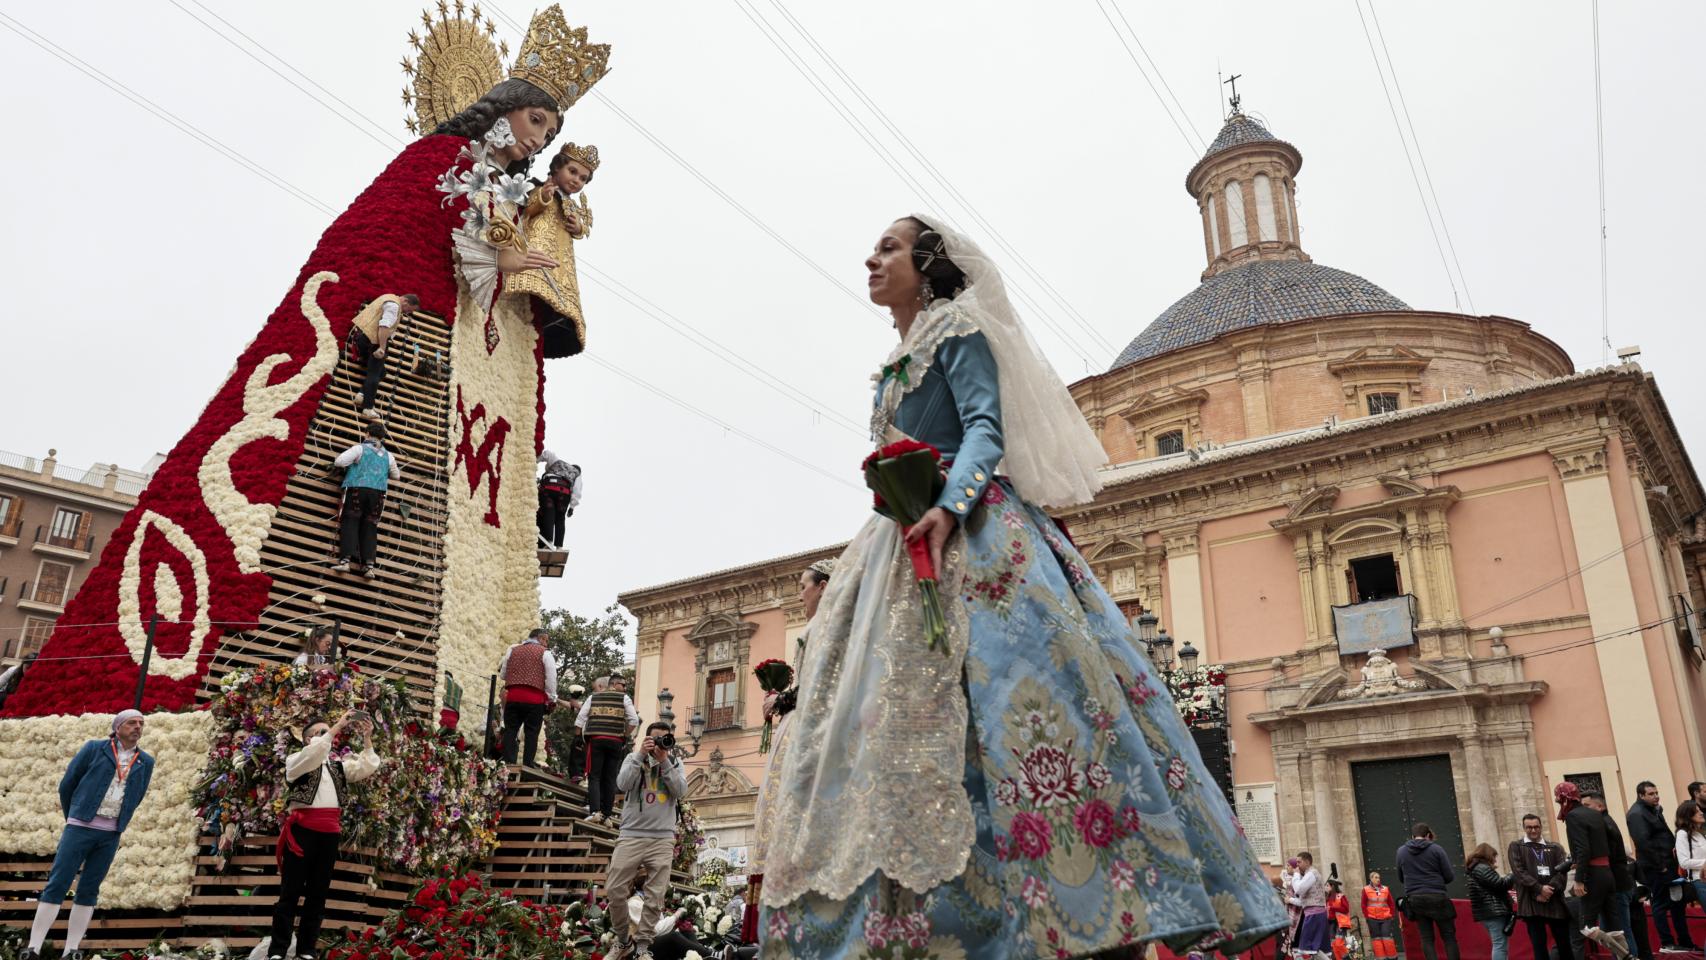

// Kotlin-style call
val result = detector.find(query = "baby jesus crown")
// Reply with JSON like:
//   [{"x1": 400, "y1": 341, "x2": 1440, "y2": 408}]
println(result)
[
  {"x1": 558, "y1": 142, "x2": 600, "y2": 171},
  {"x1": 511, "y1": 4, "x2": 611, "y2": 113}
]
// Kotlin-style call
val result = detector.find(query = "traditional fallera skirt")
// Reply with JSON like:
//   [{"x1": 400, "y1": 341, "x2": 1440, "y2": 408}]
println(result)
[{"x1": 759, "y1": 480, "x2": 1287, "y2": 959}]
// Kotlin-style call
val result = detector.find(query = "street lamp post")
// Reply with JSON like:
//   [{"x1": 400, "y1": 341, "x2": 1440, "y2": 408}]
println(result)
[
  {"x1": 1137, "y1": 616, "x2": 1223, "y2": 728},
  {"x1": 655, "y1": 687, "x2": 708, "y2": 758}
]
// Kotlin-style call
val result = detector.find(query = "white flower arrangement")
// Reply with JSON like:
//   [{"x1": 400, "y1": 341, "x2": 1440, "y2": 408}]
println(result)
[
  {"x1": 0, "y1": 712, "x2": 214, "y2": 909},
  {"x1": 716, "y1": 915, "x2": 735, "y2": 936},
  {"x1": 435, "y1": 235, "x2": 544, "y2": 738}
]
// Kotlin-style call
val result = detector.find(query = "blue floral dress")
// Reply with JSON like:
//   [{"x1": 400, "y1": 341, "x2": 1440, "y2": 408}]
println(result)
[{"x1": 758, "y1": 317, "x2": 1286, "y2": 959}]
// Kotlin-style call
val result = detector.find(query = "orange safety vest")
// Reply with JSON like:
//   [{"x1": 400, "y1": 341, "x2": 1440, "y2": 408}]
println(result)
[
  {"x1": 1330, "y1": 895, "x2": 1354, "y2": 928},
  {"x1": 1363, "y1": 885, "x2": 1393, "y2": 920}
]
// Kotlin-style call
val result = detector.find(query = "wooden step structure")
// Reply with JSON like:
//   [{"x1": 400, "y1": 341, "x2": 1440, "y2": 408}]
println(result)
[
  {"x1": 0, "y1": 768, "x2": 686, "y2": 951},
  {"x1": 197, "y1": 308, "x2": 457, "y2": 711},
  {"x1": 0, "y1": 318, "x2": 663, "y2": 951}
]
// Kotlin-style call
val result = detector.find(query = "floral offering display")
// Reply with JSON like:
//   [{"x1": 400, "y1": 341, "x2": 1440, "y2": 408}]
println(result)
[
  {"x1": 674, "y1": 799, "x2": 707, "y2": 875},
  {"x1": 861, "y1": 439, "x2": 949, "y2": 651},
  {"x1": 323, "y1": 872, "x2": 608, "y2": 960},
  {"x1": 0, "y1": 711, "x2": 213, "y2": 910},
  {"x1": 1170, "y1": 665, "x2": 1228, "y2": 727},
  {"x1": 666, "y1": 890, "x2": 739, "y2": 941},
  {"x1": 752, "y1": 658, "x2": 792, "y2": 753},
  {"x1": 192, "y1": 663, "x2": 504, "y2": 874}
]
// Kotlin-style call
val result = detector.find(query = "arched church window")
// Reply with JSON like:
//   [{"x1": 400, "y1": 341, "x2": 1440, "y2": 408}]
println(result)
[
  {"x1": 1254, "y1": 174, "x2": 1278, "y2": 242},
  {"x1": 1224, "y1": 181, "x2": 1248, "y2": 247},
  {"x1": 1208, "y1": 194, "x2": 1223, "y2": 257}
]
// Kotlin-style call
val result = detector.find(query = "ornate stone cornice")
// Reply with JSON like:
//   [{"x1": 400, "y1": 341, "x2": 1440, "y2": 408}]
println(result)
[
  {"x1": 1161, "y1": 524, "x2": 1199, "y2": 556},
  {"x1": 1271, "y1": 481, "x2": 1459, "y2": 537},
  {"x1": 1550, "y1": 437, "x2": 1609, "y2": 481}
]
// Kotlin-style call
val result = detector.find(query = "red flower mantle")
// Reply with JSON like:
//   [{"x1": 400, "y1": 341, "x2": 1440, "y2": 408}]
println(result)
[{"x1": 5, "y1": 136, "x2": 493, "y2": 717}]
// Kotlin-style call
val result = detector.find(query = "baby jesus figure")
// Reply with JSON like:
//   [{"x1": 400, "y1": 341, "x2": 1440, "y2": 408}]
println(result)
[{"x1": 513, "y1": 142, "x2": 599, "y2": 349}]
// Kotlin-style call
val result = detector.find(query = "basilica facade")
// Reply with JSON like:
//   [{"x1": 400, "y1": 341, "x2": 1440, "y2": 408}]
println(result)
[{"x1": 620, "y1": 110, "x2": 1706, "y2": 891}]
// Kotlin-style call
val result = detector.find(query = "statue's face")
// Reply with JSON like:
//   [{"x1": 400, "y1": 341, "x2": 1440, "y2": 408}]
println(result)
[
  {"x1": 497, "y1": 105, "x2": 559, "y2": 166},
  {"x1": 553, "y1": 160, "x2": 591, "y2": 195}
]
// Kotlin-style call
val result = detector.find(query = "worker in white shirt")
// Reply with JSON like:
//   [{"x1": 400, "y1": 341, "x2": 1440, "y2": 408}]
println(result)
[
  {"x1": 331, "y1": 421, "x2": 400, "y2": 577},
  {"x1": 347, "y1": 294, "x2": 418, "y2": 418},
  {"x1": 268, "y1": 712, "x2": 383, "y2": 960}
]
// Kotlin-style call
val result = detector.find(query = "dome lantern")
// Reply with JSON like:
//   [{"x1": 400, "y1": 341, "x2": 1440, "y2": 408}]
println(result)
[{"x1": 1187, "y1": 106, "x2": 1308, "y2": 280}]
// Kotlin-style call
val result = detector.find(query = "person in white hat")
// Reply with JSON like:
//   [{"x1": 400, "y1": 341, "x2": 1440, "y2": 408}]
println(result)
[{"x1": 21, "y1": 709, "x2": 154, "y2": 960}]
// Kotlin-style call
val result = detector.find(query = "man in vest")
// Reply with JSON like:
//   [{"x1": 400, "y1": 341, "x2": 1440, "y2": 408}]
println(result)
[
  {"x1": 1360, "y1": 870, "x2": 1398, "y2": 959},
  {"x1": 21, "y1": 710, "x2": 154, "y2": 960},
  {"x1": 270, "y1": 712, "x2": 383, "y2": 960},
  {"x1": 331, "y1": 421, "x2": 399, "y2": 576},
  {"x1": 497, "y1": 628, "x2": 559, "y2": 767},
  {"x1": 577, "y1": 674, "x2": 639, "y2": 825},
  {"x1": 348, "y1": 293, "x2": 418, "y2": 418}
]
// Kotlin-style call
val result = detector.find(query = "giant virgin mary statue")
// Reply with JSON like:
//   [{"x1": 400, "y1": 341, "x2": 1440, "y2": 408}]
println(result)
[{"x1": 2, "y1": 6, "x2": 608, "y2": 729}]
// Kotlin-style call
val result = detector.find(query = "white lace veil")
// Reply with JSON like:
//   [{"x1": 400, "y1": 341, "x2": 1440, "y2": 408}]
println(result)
[{"x1": 906, "y1": 214, "x2": 1107, "y2": 507}]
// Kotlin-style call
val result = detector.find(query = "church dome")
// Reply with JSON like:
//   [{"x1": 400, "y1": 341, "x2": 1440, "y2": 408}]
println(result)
[{"x1": 1109, "y1": 259, "x2": 1409, "y2": 369}]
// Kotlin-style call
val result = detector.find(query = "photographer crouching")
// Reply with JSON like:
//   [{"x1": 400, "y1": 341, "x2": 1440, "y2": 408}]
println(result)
[{"x1": 605, "y1": 720, "x2": 688, "y2": 960}]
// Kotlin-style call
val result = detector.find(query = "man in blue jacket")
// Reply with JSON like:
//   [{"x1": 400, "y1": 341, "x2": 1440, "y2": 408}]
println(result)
[
  {"x1": 1397, "y1": 822, "x2": 1461, "y2": 960},
  {"x1": 21, "y1": 709, "x2": 155, "y2": 960}
]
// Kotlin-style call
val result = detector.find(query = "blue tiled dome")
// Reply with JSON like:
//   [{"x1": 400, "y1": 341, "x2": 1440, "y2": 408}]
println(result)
[
  {"x1": 1185, "y1": 113, "x2": 1300, "y2": 190},
  {"x1": 1108, "y1": 260, "x2": 1409, "y2": 370}
]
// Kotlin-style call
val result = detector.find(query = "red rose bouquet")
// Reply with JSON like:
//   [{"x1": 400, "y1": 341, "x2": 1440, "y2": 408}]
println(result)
[
  {"x1": 754, "y1": 658, "x2": 794, "y2": 753},
  {"x1": 862, "y1": 439, "x2": 950, "y2": 652}
]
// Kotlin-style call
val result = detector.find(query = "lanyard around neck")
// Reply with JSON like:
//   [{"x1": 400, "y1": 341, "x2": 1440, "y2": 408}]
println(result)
[{"x1": 110, "y1": 740, "x2": 139, "y2": 782}]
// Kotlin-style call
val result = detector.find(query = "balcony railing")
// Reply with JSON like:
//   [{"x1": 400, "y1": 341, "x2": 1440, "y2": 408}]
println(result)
[
  {"x1": 34, "y1": 525, "x2": 93, "y2": 554},
  {"x1": 18, "y1": 579, "x2": 68, "y2": 610}
]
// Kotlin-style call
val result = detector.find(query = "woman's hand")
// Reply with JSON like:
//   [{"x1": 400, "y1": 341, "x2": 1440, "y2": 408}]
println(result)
[
  {"x1": 496, "y1": 248, "x2": 559, "y2": 273},
  {"x1": 762, "y1": 691, "x2": 779, "y2": 720},
  {"x1": 904, "y1": 506, "x2": 956, "y2": 575}
]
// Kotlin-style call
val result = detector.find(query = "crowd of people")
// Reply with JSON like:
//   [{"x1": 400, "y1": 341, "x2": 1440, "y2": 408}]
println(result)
[{"x1": 1275, "y1": 780, "x2": 1706, "y2": 960}]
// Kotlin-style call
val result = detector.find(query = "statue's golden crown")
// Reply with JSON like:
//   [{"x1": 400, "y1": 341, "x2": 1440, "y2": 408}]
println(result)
[
  {"x1": 557, "y1": 142, "x2": 600, "y2": 172},
  {"x1": 510, "y1": 5, "x2": 610, "y2": 113}
]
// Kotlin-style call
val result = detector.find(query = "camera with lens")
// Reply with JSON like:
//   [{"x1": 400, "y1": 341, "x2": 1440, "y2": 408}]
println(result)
[{"x1": 651, "y1": 731, "x2": 676, "y2": 752}]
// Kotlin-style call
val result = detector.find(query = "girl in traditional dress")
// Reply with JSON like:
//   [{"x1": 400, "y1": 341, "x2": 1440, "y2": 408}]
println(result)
[
  {"x1": 751, "y1": 558, "x2": 834, "y2": 876},
  {"x1": 758, "y1": 216, "x2": 1286, "y2": 959}
]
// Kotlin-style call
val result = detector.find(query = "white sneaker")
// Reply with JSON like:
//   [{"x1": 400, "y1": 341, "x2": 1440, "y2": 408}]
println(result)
[
  {"x1": 359, "y1": 407, "x2": 380, "y2": 419},
  {"x1": 607, "y1": 938, "x2": 633, "y2": 960},
  {"x1": 332, "y1": 561, "x2": 350, "y2": 572}
]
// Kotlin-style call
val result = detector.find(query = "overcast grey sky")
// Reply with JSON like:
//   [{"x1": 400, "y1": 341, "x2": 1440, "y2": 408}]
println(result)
[{"x1": 4, "y1": 1, "x2": 1700, "y2": 640}]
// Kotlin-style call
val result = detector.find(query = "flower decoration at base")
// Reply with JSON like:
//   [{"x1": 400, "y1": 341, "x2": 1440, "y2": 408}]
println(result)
[
  {"x1": 324, "y1": 871, "x2": 609, "y2": 960},
  {"x1": 861, "y1": 439, "x2": 949, "y2": 652},
  {"x1": 193, "y1": 663, "x2": 504, "y2": 875}
]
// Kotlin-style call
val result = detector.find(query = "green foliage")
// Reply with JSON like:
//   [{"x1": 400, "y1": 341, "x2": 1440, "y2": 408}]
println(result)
[{"x1": 541, "y1": 603, "x2": 630, "y2": 779}]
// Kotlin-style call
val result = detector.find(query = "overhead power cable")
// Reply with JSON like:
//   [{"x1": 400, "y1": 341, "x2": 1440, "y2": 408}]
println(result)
[
  {"x1": 754, "y1": 0, "x2": 1119, "y2": 359},
  {"x1": 1352, "y1": 0, "x2": 1469, "y2": 313},
  {"x1": 1365, "y1": 0, "x2": 1476, "y2": 314},
  {"x1": 1589, "y1": 0, "x2": 1611, "y2": 363},
  {"x1": 166, "y1": 0, "x2": 406, "y2": 155},
  {"x1": 1092, "y1": 0, "x2": 1205, "y2": 156},
  {"x1": 0, "y1": 11, "x2": 339, "y2": 218}
]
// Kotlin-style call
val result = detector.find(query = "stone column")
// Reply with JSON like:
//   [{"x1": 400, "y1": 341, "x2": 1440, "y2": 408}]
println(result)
[
  {"x1": 1461, "y1": 737, "x2": 1501, "y2": 845},
  {"x1": 1163, "y1": 525, "x2": 1207, "y2": 657},
  {"x1": 1402, "y1": 507, "x2": 1434, "y2": 628},
  {"x1": 1310, "y1": 750, "x2": 1340, "y2": 865},
  {"x1": 1550, "y1": 438, "x2": 1676, "y2": 801},
  {"x1": 1311, "y1": 529, "x2": 1335, "y2": 648},
  {"x1": 1295, "y1": 534, "x2": 1320, "y2": 645}
]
